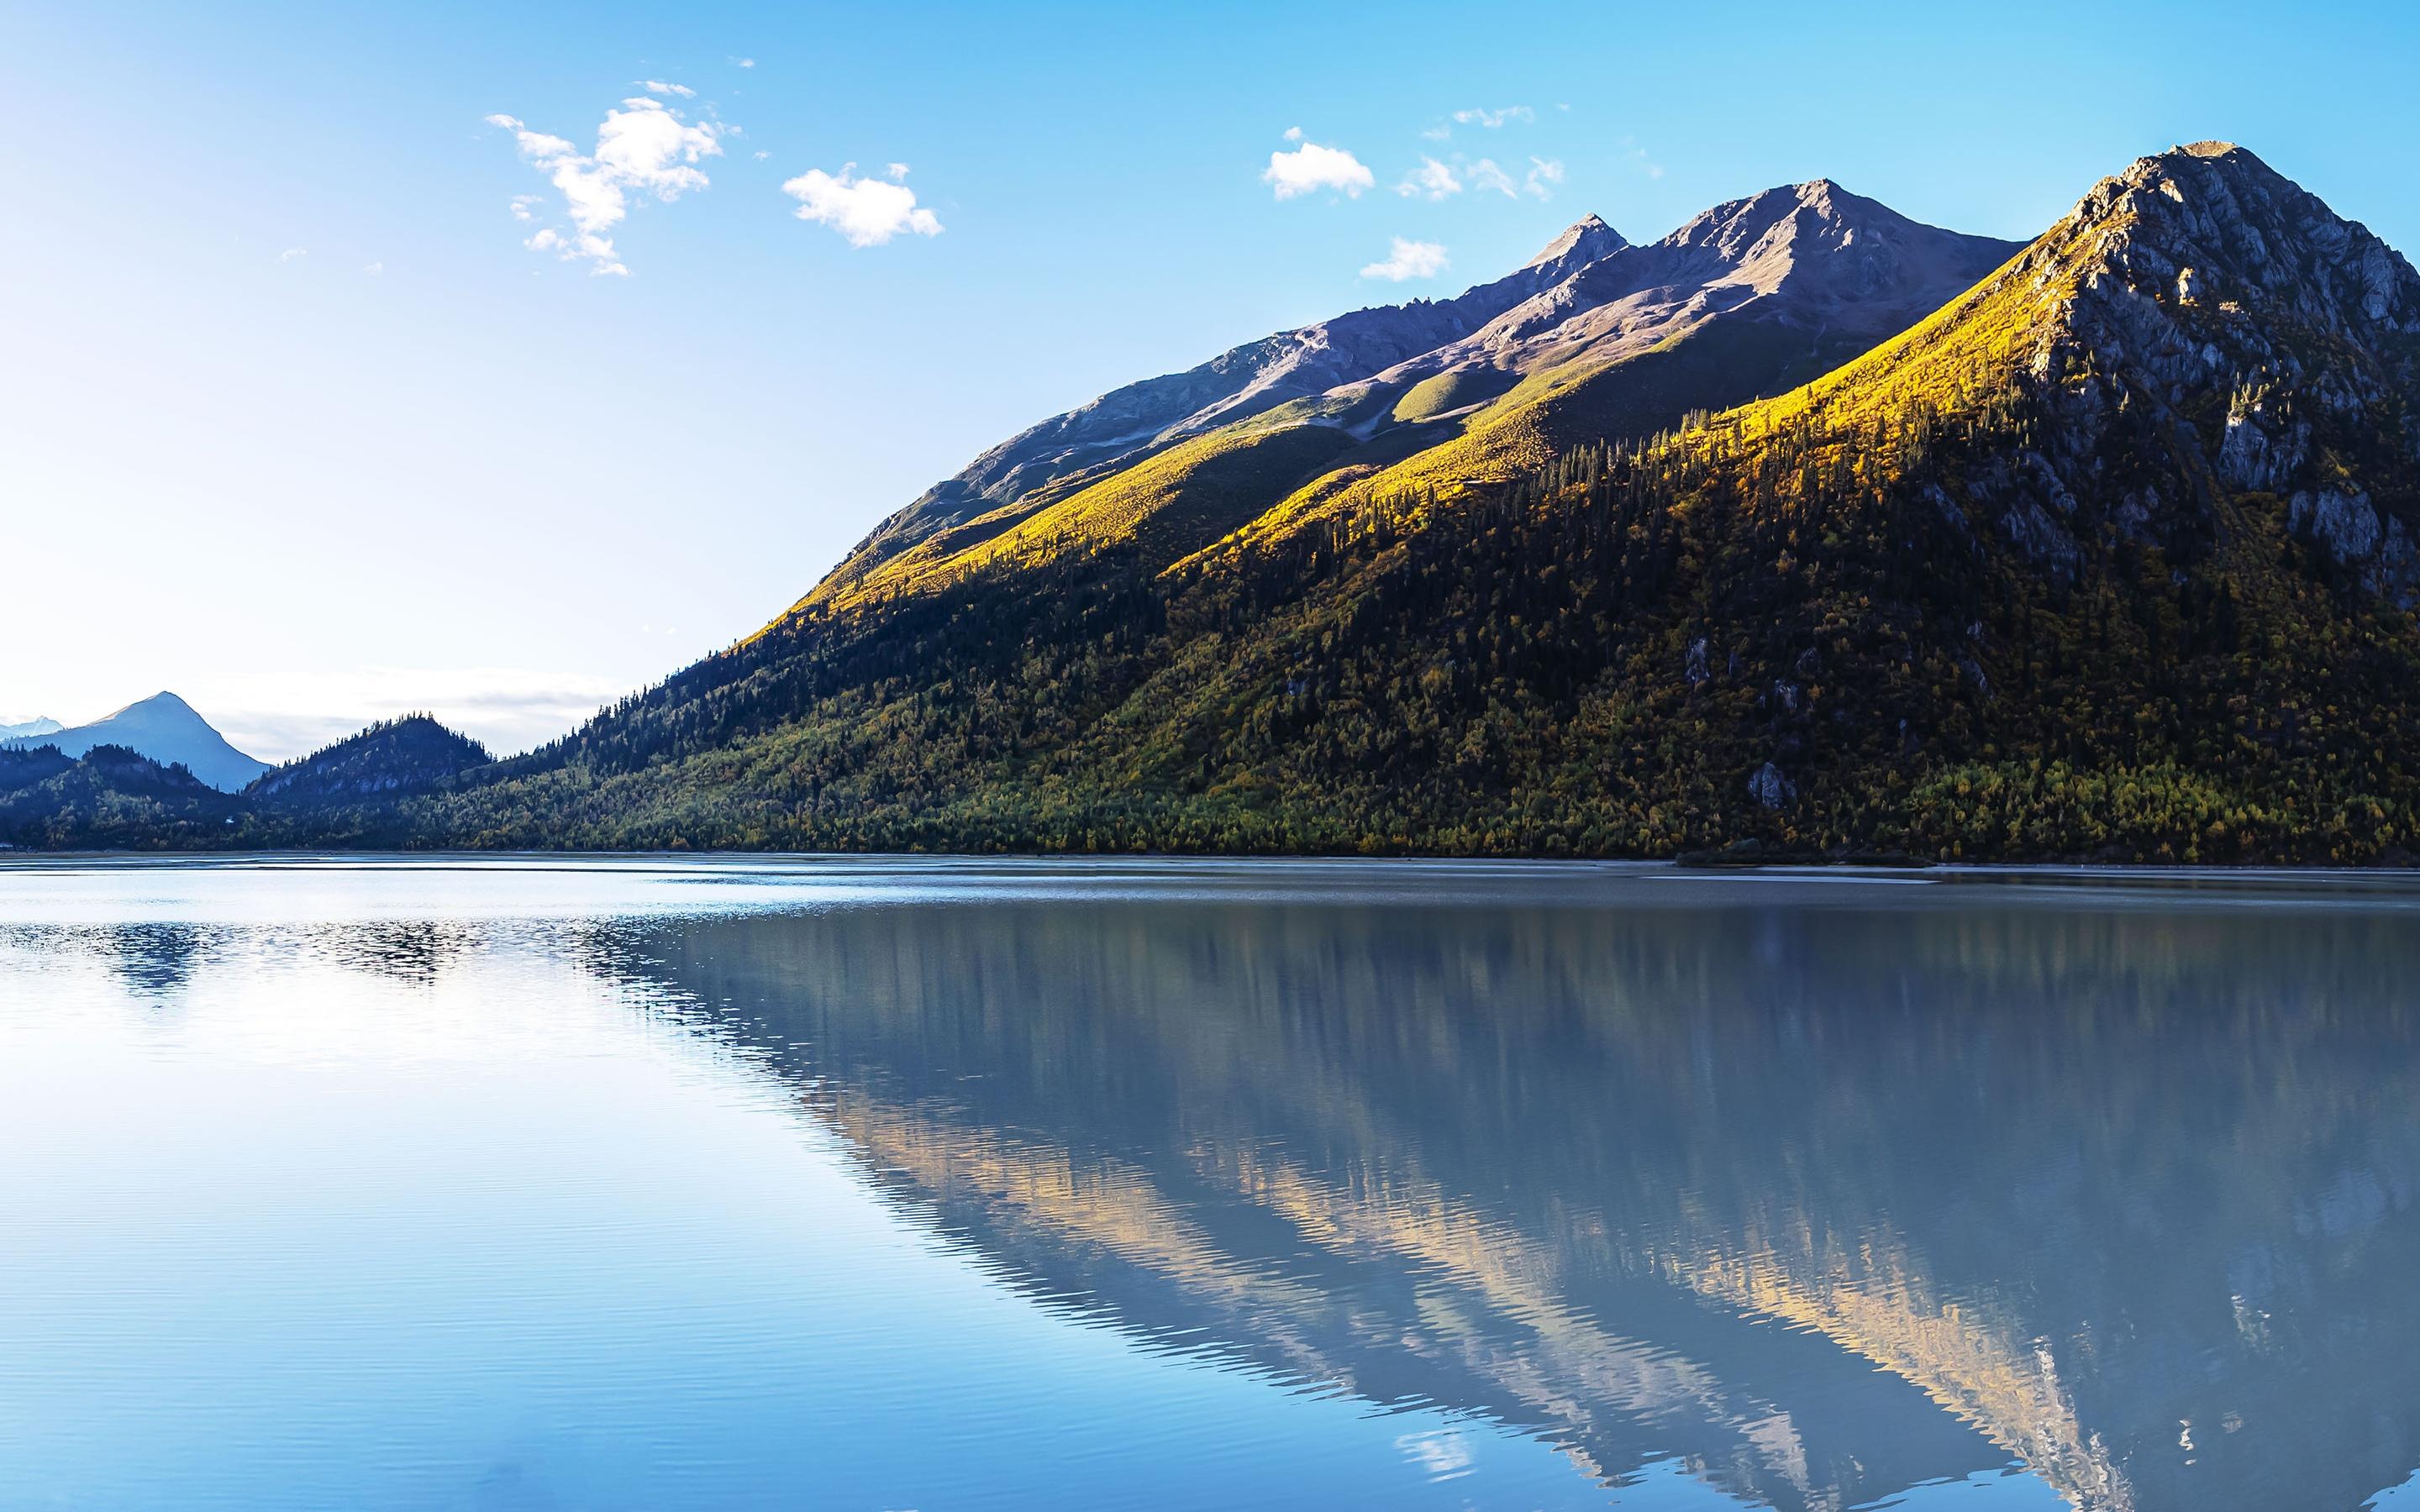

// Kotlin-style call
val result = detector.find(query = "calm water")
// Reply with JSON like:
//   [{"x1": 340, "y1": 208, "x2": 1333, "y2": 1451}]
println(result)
[{"x1": 3, "y1": 858, "x2": 2418, "y2": 1509}]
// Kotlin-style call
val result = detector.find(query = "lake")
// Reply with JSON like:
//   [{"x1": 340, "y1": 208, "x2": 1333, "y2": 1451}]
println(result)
[{"x1": 2, "y1": 855, "x2": 2417, "y2": 1509}]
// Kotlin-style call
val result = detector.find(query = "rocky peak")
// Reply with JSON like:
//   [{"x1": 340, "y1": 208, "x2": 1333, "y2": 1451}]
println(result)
[
  {"x1": 1526, "y1": 213, "x2": 1626, "y2": 270},
  {"x1": 2051, "y1": 142, "x2": 2420, "y2": 344},
  {"x1": 1978, "y1": 142, "x2": 2420, "y2": 601},
  {"x1": 1649, "y1": 177, "x2": 2019, "y2": 307}
]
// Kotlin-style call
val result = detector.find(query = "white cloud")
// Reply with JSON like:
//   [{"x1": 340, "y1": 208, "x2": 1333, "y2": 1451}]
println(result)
[
  {"x1": 1466, "y1": 158, "x2": 1518, "y2": 197},
  {"x1": 753, "y1": 150, "x2": 770, "y2": 160},
  {"x1": 487, "y1": 95, "x2": 728, "y2": 275},
  {"x1": 1396, "y1": 1430, "x2": 1476, "y2": 1482},
  {"x1": 1452, "y1": 105, "x2": 1534, "y2": 129},
  {"x1": 782, "y1": 163, "x2": 943, "y2": 246},
  {"x1": 276, "y1": 247, "x2": 307, "y2": 262},
  {"x1": 191, "y1": 666, "x2": 636, "y2": 763},
  {"x1": 1263, "y1": 138, "x2": 1372, "y2": 200},
  {"x1": 640, "y1": 80, "x2": 695, "y2": 97},
  {"x1": 1360, "y1": 237, "x2": 1449, "y2": 281},
  {"x1": 363, "y1": 260, "x2": 383, "y2": 275},
  {"x1": 1525, "y1": 156, "x2": 1565, "y2": 198},
  {"x1": 730, "y1": 56, "x2": 755, "y2": 68},
  {"x1": 1396, "y1": 156, "x2": 1460, "y2": 200},
  {"x1": 885, "y1": 162, "x2": 909, "y2": 181},
  {"x1": 1282, "y1": 125, "x2": 1303, "y2": 141}
]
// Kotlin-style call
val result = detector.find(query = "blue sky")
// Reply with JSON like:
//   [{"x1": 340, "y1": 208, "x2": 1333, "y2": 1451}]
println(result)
[{"x1": 6, "y1": 0, "x2": 2416, "y2": 757}]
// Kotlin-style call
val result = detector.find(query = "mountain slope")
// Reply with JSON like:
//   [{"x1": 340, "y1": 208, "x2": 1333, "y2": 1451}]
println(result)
[
  {"x1": 819, "y1": 215, "x2": 1630, "y2": 596},
  {"x1": 2, "y1": 692, "x2": 271, "y2": 792},
  {"x1": 412, "y1": 142, "x2": 2420, "y2": 864},
  {"x1": 804, "y1": 182, "x2": 2016, "y2": 616},
  {"x1": 250, "y1": 715, "x2": 491, "y2": 806},
  {"x1": 0, "y1": 743, "x2": 244, "y2": 849},
  {"x1": 0, "y1": 717, "x2": 62, "y2": 741},
  {"x1": 1226, "y1": 180, "x2": 2024, "y2": 545}
]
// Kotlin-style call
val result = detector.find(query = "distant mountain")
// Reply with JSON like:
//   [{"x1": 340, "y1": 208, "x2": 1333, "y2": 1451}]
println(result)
[
  {"x1": 0, "y1": 717, "x2": 62, "y2": 741},
  {"x1": 1, "y1": 693, "x2": 271, "y2": 792},
  {"x1": 0, "y1": 712, "x2": 487, "y2": 849},
  {"x1": 250, "y1": 715, "x2": 491, "y2": 806}
]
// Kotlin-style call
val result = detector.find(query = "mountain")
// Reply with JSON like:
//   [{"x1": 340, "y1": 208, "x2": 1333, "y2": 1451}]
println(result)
[
  {"x1": 0, "y1": 717, "x2": 62, "y2": 741},
  {"x1": 1, "y1": 692, "x2": 271, "y2": 792},
  {"x1": 393, "y1": 141, "x2": 2420, "y2": 864},
  {"x1": 813, "y1": 189, "x2": 2014, "y2": 607},
  {"x1": 0, "y1": 712, "x2": 488, "y2": 849},
  {"x1": 821, "y1": 213, "x2": 1630, "y2": 592},
  {"x1": 8, "y1": 142, "x2": 2415, "y2": 862},
  {"x1": 250, "y1": 715, "x2": 492, "y2": 806},
  {"x1": 0, "y1": 743, "x2": 244, "y2": 849}
]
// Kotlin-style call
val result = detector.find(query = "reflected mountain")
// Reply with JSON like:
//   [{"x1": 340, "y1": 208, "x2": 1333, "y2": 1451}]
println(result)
[
  {"x1": 588, "y1": 872, "x2": 2420, "y2": 1510},
  {"x1": 101, "y1": 921, "x2": 211, "y2": 1000}
]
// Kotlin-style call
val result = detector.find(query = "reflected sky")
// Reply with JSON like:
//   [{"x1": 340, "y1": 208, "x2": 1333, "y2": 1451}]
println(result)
[{"x1": 2, "y1": 857, "x2": 2416, "y2": 1509}]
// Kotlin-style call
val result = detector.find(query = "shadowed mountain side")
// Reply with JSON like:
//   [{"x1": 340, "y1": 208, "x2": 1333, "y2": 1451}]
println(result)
[
  {"x1": 249, "y1": 716, "x2": 492, "y2": 806},
  {"x1": 583, "y1": 874, "x2": 2420, "y2": 1509},
  {"x1": 0, "y1": 743, "x2": 245, "y2": 848}
]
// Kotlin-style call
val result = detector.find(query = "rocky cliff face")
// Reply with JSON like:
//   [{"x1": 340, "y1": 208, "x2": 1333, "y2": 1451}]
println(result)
[{"x1": 1975, "y1": 142, "x2": 2420, "y2": 596}]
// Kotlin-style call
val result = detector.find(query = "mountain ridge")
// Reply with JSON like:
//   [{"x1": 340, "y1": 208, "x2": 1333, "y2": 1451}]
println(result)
[
  {"x1": 1, "y1": 692, "x2": 271, "y2": 793},
  {"x1": 819, "y1": 212, "x2": 1634, "y2": 596},
  {"x1": 802, "y1": 179, "x2": 2017, "y2": 616}
]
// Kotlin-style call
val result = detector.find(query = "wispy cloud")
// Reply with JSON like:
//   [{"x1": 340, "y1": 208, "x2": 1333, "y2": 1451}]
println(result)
[
  {"x1": 192, "y1": 667, "x2": 638, "y2": 762},
  {"x1": 1396, "y1": 156, "x2": 1460, "y2": 201},
  {"x1": 640, "y1": 79, "x2": 695, "y2": 97},
  {"x1": 486, "y1": 94, "x2": 729, "y2": 276},
  {"x1": 276, "y1": 247, "x2": 308, "y2": 263},
  {"x1": 1450, "y1": 155, "x2": 1564, "y2": 201},
  {"x1": 782, "y1": 162, "x2": 943, "y2": 246},
  {"x1": 1466, "y1": 158, "x2": 1518, "y2": 197},
  {"x1": 730, "y1": 55, "x2": 755, "y2": 68},
  {"x1": 1360, "y1": 237, "x2": 1449, "y2": 281},
  {"x1": 1425, "y1": 104, "x2": 1534, "y2": 140},
  {"x1": 1263, "y1": 134, "x2": 1373, "y2": 200},
  {"x1": 362, "y1": 260, "x2": 384, "y2": 275}
]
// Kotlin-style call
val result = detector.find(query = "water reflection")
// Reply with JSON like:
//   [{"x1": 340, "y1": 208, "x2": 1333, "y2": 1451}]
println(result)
[
  {"x1": 590, "y1": 879, "x2": 2420, "y2": 1511},
  {"x1": 101, "y1": 921, "x2": 209, "y2": 998}
]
